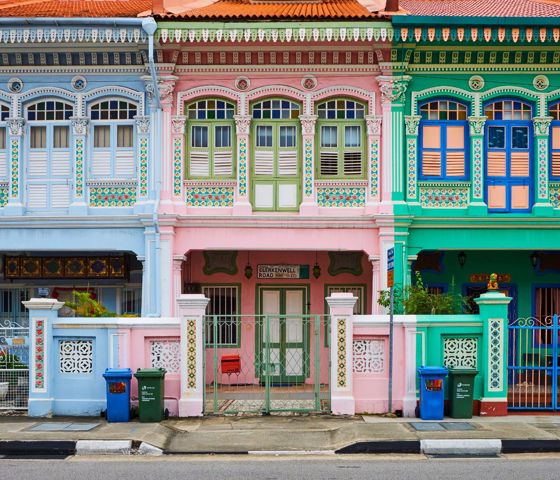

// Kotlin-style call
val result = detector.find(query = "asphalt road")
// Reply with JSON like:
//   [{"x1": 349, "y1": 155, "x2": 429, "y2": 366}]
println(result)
[{"x1": 1, "y1": 454, "x2": 560, "y2": 480}]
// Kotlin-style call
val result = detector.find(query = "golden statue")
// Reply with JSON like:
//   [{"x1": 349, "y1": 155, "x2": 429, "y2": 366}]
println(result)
[{"x1": 487, "y1": 273, "x2": 499, "y2": 290}]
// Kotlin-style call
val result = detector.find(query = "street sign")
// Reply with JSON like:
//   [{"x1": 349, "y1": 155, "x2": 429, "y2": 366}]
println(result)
[{"x1": 387, "y1": 247, "x2": 394, "y2": 288}]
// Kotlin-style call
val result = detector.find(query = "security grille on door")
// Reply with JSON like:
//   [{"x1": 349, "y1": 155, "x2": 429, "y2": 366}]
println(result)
[{"x1": 203, "y1": 285, "x2": 239, "y2": 346}]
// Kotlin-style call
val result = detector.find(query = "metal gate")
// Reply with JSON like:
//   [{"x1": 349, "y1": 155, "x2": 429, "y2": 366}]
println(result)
[
  {"x1": 204, "y1": 315, "x2": 330, "y2": 415},
  {"x1": 508, "y1": 315, "x2": 560, "y2": 410},
  {"x1": 0, "y1": 324, "x2": 30, "y2": 410}
]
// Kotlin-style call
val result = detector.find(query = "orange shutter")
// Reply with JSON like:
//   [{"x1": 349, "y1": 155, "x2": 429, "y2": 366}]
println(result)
[
  {"x1": 511, "y1": 185, "x2": 529, "y2": 209},
  {"x1": 487, "y1": 151, "x2": 506, "y2": 177},
  {"x1": 422, "y1": 151, "x2": 442, "y2": 176},
  {"x1": 488, "y1": 185, "x2": 506, "y2": 209},
  {"x1": 422, "y1": 125, "x2": 441, "y2": 176},
  {"x1": 510, "y1": 152, "x2": 530, "y2": 177},
  {"x1": 552, "y1": 126, "x2": 560, "y2": 177},
  {"x1": 445, "y1": 125, "x2": 465, "y2": 177}
]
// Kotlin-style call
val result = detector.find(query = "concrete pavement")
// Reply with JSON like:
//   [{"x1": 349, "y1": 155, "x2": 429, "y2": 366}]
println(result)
[{"x1": 3, "y1": 413, "x2": 560, "y2": 454}]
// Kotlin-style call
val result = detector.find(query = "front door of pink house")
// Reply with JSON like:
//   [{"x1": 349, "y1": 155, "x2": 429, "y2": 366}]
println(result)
[{"x1": 258, "y1": 287, "x2": 309, "y2": 384}]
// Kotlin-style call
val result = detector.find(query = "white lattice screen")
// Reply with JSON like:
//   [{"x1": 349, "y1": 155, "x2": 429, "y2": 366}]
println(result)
[
  {"x1": 150, "y1": 340, "x2": 180, "y2": 373},
  {"x1": 443, "y1": 337, "x2": 478, "y2": 369},
  {"x1": 353, "y1": 339, "x2": 384, "y2": 373},
  {"x1": 59, "y1": 340, "x2": 93, "y2": 374}
]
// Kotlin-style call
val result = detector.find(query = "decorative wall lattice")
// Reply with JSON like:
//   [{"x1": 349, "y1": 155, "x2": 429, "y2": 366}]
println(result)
[
  {"x1": 353, "y1": 339, "x2": 384, "y2": 373},
  {"x1": 185, "y1": 183, "x2": 235, "y2": 207},
  {"x1": 150, "y1": 340, "x2": 180, "y2": 373},
  {"x1": 419, "y1": 183, "x2": 469, "y2": 208},
  {"x1": 317, "y1": 185, "x2": 366, "y2": 207},
  {"x1": 89, "y1": 185, "x2": 137, "y2": 207},
  {"x1": 443, "y1": 337, "x2": 478, "y2": 369},
  {"x1": 488, "y1": 318, "x2": 504, "y2": 392},
  {"x1": 59, "y1": 340, "x2": 93, "y2": 374}
]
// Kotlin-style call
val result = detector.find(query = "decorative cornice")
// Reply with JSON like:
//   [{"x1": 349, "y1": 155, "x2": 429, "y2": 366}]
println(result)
[
  {"x1": 468, "y1": 116, "x2": 487, "y2": 136},
  {"x1": 70, "y1": 117, "x2": 88, "y2": 136},
  {"x1": 533, "y1": 116, "x2": 553, "y2": 136},
  {"x1": 171, "y1": 115, "x2": 187, "y2": 135},
  {"x1": 377, "y1": 75, "x2": 411, "y2": 104},
  {"x1": 234, "y1": 114, "x2": 252, "y2": 136},
  {"x1": 365, "y1": 115, "x2": 382, "y2": 136},
  {"x1": 6, "y1": 117, "x2": 24, "y2": 136},
  {"x1": 404, "y1": 115, "x2": 422, "y2": 136},
  {"x1": 0, "y1": 26, "x2": 147, "y2": 45},
  {"x1": 86, "y1": 179, "x2": 138, "y2": 187},
  {"x1": 299, "y1": 114, "x2": 318, "y2": 136}
]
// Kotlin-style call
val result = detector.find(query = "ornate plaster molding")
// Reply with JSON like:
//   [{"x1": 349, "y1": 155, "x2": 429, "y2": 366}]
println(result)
[
  {"x1": 70, "y1": 117, "x2": 88, "y2": 136},
  {"x1": 365, "y1": 115, "x2": 383, "y2": 136},
  {"x1": 234, "y1": 114, "x2": 252, "y2": 136},
  {"x1": 171, "y1": 115, "x2": 187, "y2": 135},
  {"x1": 533, "y1": 116, "x2": 553, "y2": 136},
  {"x1": 134, "y1": 116, "x2": 151, "y2": 135},
  {"x1": 404, "y1": 115, "x2": 422, "y2": 136},
  {"x1": 7, "y1": 117, "x2": 24, "y2": 136},
  {"x1": 377, "y1": 75, "x2": 411, "y2": 104},
  {"x1": 468, "y1": 116, "x2": 487, "y2": 136},
  {"x1": 299, "y1": 114, "x2": 318, "y2": 136}
]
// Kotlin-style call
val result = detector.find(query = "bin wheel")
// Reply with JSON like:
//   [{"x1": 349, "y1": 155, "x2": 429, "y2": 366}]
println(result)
[
  {"x1": 164, "y1": 408, "x2": 170, "y2": 420},
  {"x1": 414, "y1": 405, "x2": 420, "y2": 418}
]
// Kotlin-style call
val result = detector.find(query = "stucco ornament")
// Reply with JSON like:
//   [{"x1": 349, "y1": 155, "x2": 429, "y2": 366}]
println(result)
[
  {"x1": 468, "y1": 75, "x2": 485, "y2": 91},
  {"x1": 365, "y1": 115, "x2": 382, "y2": 135},
  {"x1": 377, "y1": 76, "x2": 411, "y2": 104},
  {"x1": 70, "y1": 117, "x2": 88, "y2": 136},
  {"x1": 533, "y1": 75, "x2": 549, "y2": 91},
  {"x1": 299, "y1": 114, "x2": 318, "y2": 136},
  {"x1": 234, "y1": 114, "x2": 252, "y2": 135},
  {"x1": 468, "y1": 116, "x2": 487, "y2": 136},
  {"x1": 533, "y1": 116, "x2": 553, "y2": 136},
  {"x1": 404, "y1": 115, "x2": 422, "y2": 136},
  {"x1": 171, "y1": 115, "x2": 187, "y2": 134},
  {"x1": 145, "y1": 79, "x2": 176, "y2": 105},
  {"x1": 7, "y1": 117, "x2": 24, "y2": 136},
  {"x1": 134, "y1": 116, "x2": 151, "y2": 135}
]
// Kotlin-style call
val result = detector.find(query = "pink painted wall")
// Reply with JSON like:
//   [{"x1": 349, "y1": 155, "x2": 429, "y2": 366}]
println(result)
[
  {"x1": 118, "y1": 327, "x2": 181, "y2": 417},
  {"x1": 352, "y1": 323, "x2": 407, "y2": 414}
]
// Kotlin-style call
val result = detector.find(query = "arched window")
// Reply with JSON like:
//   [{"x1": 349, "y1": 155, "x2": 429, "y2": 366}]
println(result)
[
  {"x1": 89, "y1": 99, "x2": 137, "y2": 179},
  {"x1": 419, "y1": 99, "x2": 468, "y2": 180},
  {"x1": 186, "y1": 99, "x2": 235, "y2": 179},
  {"x1": 0, "y1": 104, "x2": 9, "y2": 183},
  {"x1": 251, "y1": 99, "x2": 301, "y2": 211},
  {"x1": 548, "y1": 102, "x2": 560, "y2": 179},
  {"x1": 316, "y1": 99, "x2": 366, "y2": 178},
  {"x1": 484, "y1": 99, "x2": 532, "y2": 212},
  {"x1": 26, "y1": 100, "x2": 73, "y2": 210}
]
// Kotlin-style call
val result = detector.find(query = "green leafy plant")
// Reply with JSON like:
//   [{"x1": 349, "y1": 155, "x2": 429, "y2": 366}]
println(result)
[
  {"x1": 64, "y1": 291, "x2": 117, "y2": 318},
  {"x1": 0, "y1": 350, "x2": 27, "y2": 369},
  {"x1": 378, "y1": 271, "x2": 466, "y2": 314}
]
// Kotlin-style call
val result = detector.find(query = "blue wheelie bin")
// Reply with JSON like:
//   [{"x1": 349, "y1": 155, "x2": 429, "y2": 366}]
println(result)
[
  {"x1": 102, "y1": 368, "x2": 132, "y2": 422},
  {"x1": 418, "y1": 366, "x2": 448, "y2": 420}
]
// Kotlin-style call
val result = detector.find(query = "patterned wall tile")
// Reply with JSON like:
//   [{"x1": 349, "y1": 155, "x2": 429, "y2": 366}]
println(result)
[
  {"x1": 185, "y1": 184, "x2": 235, "y2": 207},
  {"x1": 75, "y1": 138, "x2": 84, "y2": 198},
  {"x1": 419, "y1": 183, "x2": 469, "y2": 208},
  {"x1": 138, "y1": 136, "x2": 148, "y2": 197},
  {"x1": 304, "y1": 139, "x2": 313, "y2": 197},
  {"x1": 89, "y1": 185, "x2": 137, "y2": 207},
  {"x1": 317, "y1": 185, "x2": 366, "y2": 207},
  {"x1": 10, "y1": 138, "x2": 18, "y2": 198},
  {"x1": 549, "y1": 183, "x2": 560, "y2": 207},
  {"x1": 0, "y1": 183, "x2": 8, "y2": 207},
  {"x1": 173, "y1": 138, "x2": 182, "y2": 197}
]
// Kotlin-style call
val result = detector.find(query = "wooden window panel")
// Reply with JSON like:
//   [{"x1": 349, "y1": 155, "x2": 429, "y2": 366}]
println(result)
[
  {"x1": 511, "y1": 185, "x2": 529, "y2": 210},
  {"x1": 487, "y1": 151, "x2": 507, "y2": 177},
  {"x1": 510, "y1": 152, "x2": 530, "y2": 177},
  {"x1": 488, "y1": 185, "x2": 506, "y2": 209}
]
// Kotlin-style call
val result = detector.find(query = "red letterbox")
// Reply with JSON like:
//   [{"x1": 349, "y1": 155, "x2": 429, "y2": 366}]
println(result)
[{"x1": 221, "y1": 354, "x2": 241, "y2": 374}]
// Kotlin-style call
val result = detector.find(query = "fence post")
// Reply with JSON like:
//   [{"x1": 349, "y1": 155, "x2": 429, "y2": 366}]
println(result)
[
  {"x1": 23, "y1": 298, "x2": 64, "y2": 417},
  {"x1": 326, "y1": 292, "x2": 357, "y2": 415},
  {"x1": 176, "y1": 293, "x2": 209, "y2": 417},
  {"x1": 475, "y1": 290, "x2": 511, "y2": 416}
]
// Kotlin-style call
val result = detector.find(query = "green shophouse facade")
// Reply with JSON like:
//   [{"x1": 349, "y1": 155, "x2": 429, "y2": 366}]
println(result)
[{"x1": 390, "y1": 16, "x2": 560, "y2": 324}]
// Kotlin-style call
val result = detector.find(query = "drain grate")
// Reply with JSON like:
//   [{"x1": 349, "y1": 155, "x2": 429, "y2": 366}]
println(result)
[
  {"x1": 410, "y1": 422, "x2": 475, "y2": 431},
  {"x1": 29, "y1": 423, "x2": 99, "y2": 432}
]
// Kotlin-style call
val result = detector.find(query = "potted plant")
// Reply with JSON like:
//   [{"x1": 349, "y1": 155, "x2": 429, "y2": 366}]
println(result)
[{"x1": 64, "y1": 291, "x2": 117, "y2": 317}]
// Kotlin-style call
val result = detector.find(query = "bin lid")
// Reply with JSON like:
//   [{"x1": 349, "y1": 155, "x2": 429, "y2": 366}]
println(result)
[
  {"x1": 103, "y1": 368, "x2": 132, "y2": 379},
  {"x1": 418, "y1": 366, "x2": 448, "y2": 376},
  {"x1": 448, "y1": 367, "x2": 479, "y2": 375},
  {"x1": 134, "y1": 367, "x2": 166, "y2": 378}
]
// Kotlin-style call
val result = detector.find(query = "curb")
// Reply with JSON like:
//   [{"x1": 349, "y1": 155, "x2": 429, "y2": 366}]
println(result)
[
  {"x1": 0, "y1": 441, "x2": 76, "y2": 456},
  {"x1": 501, "y1": 440, "x2": 560, "y2": 454},
  {"x1": 420, "y1": 439, "x2": 501, "y2": 456},
  {"x1": 336, "y1": 441, "x2": 421, "y2": 454},
  {"x1": 76, "y1": 440, "x2": 132, "y2": 456}
]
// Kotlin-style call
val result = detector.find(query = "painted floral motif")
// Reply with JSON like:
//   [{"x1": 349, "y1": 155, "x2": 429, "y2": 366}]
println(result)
[
  {"x1": 407, "y1": 138, "x2": 417, "y2": 200},
  {"x1": 89, "y1": 186, "x2": 137, "y2": 207},
  {"x1": 185, "y1": 185, "x2": 235, "y2": 207},
  {"x1": 317, "y1": 186, "x2": 366, "y2": 207},
  {"x1": 538, "y1": 137, "x2": 548, "y2": 200},
  {"x1": 304, "y1": 139, "x2": 313, "y2": 197},
  {"x1": 238, "y1": 138, "x2": 247, "y2": 197},
  {"x1": 34, "y1": 319, "x2": 45, "y2": 390},
  {"x1": 173, "y1": 138, "x2": 182, "y2": 197},
  {"x1": 472, "y1": 138, "x2": 483, "y2": 199},
  {"x1": 419, "y1": 184, "x2": 469, "y2": 208},
  {"x1": 549, "y1": 183, "x2": 560, "y2": 207},
  {"x1": 10, "y1": 138, "x2": 18, "y2": 197},
  {"x1": 0, "y1": 183, "x2": 8, "y2": 207},
  {"x1": 187, "y1": 319, "x2": 197, "y2": 389},
  {"x1": 139, "y1": 137, "x2": 148, "y2": 197},
  {"x1": 369, "y1": 138, "x2": 380, "y2": 199},
  {"x1": 75, "y1": 138, "x2": 84, "y2": 198},
  {"x1": 337, "y1": 318, "x2": 346, "y2": 388}
]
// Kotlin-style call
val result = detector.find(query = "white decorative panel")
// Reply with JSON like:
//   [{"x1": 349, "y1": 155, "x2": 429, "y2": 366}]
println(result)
[
  {"x1": 255, "y1": 183, "x2": 273, "y2": 208},
  {"x1": 150, "y1": 340, "x2": 180, "y2": 373},
  {"x1": 278, "y1": 183, "x2": 297, "y2": 208},
  {"x1": 59, "y1": 340, "x2": 93, "y2": 373},
  {"x1": 443, "y1": 337, "x2": 478, "y2": 369},
  {"x1": 353, "y1": 339, "x2": 384, "y2": 373}
]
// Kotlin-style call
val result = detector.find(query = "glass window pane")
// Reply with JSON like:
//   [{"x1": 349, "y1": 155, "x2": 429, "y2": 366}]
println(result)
[
  {"x1": 53, "y1": 126, "x2": 69, "y2": 149},
  {"x1": 117, "y1": 125, "x2": 134, "y2": 148},
  {"x1": 0, "y1": 127, "x2": 5, "y2": 149},
  {"x1": 279, "y1": 126, "x2": 296, "y2": 147},
  {"x1": 30, "y1": 126, "x2": 46, "y2": 149},
  {"x1": 512, "y1": 126, "x2": 528, "y2": 149},
  {"x1": 191, "y1": 126, "x2": 208, "y2": 148},
  {"x1": 256, "y1": 126, "x2": 272, "y2": 147},
  {"x1": 94, "y1": 125, "x2": 111, "y2": 148},
  {"x1": 345, "y1": 126, "x2": 361, "y2": 148},
  {"x1": 321, "y1": 126, "x2": 337, "y2": 148},
  {"x1": 215, "y1": 126, "x2": 231, "y2": 148},
  {"x1": 488, "y1": 126, "x2": 505, "y2": 149}
]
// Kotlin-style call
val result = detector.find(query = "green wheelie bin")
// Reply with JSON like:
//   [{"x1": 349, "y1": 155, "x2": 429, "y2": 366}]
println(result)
[
  {"x1": 448, "y1": 367, "x2": 478, "y2": 419},
  {"x1": 134, "y1": 368, "x2": 166, "y2": 422}
]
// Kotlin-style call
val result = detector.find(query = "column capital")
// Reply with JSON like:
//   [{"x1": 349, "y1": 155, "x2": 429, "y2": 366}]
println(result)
[
  {"x1": 70, "y1": 117, "x2": 88, "y2": 136},
  {"x1": 171, "y1": 115, "x2": 187, "y2": 135},
  {"x1": 143, "y1": 75, "x2": 178, "y2": 106},
  {"x1": 234, "y1": 114, "x2": 252, "y2": 135},
  {"x1": 299, "y1": 114, "x2": 318, "y2": 136},
  {"x1": 404, "y1": 115, "x2": 422, "y2": 136},
  {"x1": 468, "y1": 116, "x2": 487, "y2": 136},
  {"x1": 376, "y1": 75, "x2": 411, "y2": 105},
  {"x1": 23, "y1": 298, "x2": 65, "y2": 311},
  {"x1": 134, "y1": 115, "x2": 151, "y2": 135},
  {"x1": 6, "y1": 117, "x2": 24, "y2": 136},
  {"x1": 533, "y1": 116, "x2": 553, "y2": 136},
  {"x1": 366, "y1": 115, "x2": 383, "y2": 136}
]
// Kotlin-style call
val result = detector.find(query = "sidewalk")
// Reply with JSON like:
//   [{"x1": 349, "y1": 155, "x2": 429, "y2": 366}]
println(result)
[{"x1": 3, "y1": 413, "x2": 560, "y2": 454}]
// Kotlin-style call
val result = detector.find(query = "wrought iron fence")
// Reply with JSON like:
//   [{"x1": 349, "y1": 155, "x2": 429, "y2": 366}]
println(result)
[{"x1": 0, "y1": 325, "x2": 30, "y2": 410}]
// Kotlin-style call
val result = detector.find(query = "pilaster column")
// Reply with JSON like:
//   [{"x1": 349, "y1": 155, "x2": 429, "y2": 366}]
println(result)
[
  {"x1": 475, "y1": 291, "x2": 512, "y2": 416},
  {"x1": 69, "y1": 117, "x2": 88, "y2": 213},
  {"x1": 5, "y1": 117, "x2": 24, "y2": 214},
  {"x1": 366, "y1": 115, "x2": 382, "y2": 208},
  {"x1": 177, "y1": 294, "x2": 210, "y2": 417},
  {"x1": 404, "y1": 115, "x2": 421, "y2": 203},
  {"x1": 23, "y1": 298, "x2": 65, "y2": 417},
  {"x1": 233, "y1": 114, "x2": 252, "y2": 214},
  {"x1": 171, "y1": 115, "x2": 187, "y2": 204},
  {"x1": 405, "y1": 254, "x2": 418, "y2": 290},
  {"x1": 369, "y1": 255, "x2": 381, "y2": 314},
  {"x1": 172, "y1": 254, "x2": 186, "y2": 316},
  {"x1": 299, "y1": 114, "x2": 318, "y2": 214},
  {"x1": 137, "y1": 255, "x2": 148, "y2": 315},
  {"x1": 467, "y1": 116, "x2": 487, "y2": 213},
  {"x1": 135, "y1": 116, "x2": 151, "y2": 201},
  {"x1": 326, "y1": 292, "x2": 358, "y2": 415},
  {"x1": 533, "y1": 116, "x2": 553, "y2": 212},
  {"x1": 377, "y1": 75, "x2": 411, "y2": 205}
]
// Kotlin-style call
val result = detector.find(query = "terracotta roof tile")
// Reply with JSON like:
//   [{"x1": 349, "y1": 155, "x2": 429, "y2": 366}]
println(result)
[
  {"x1": 0, "y1": 0, "x2": 152, "y2": 17},
  {"x1": 400, "y1": 0, "x2": 560, "y2": 17},
  {"x1": 162, "y1": 0, "x2": 374, "y2": 20}
]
